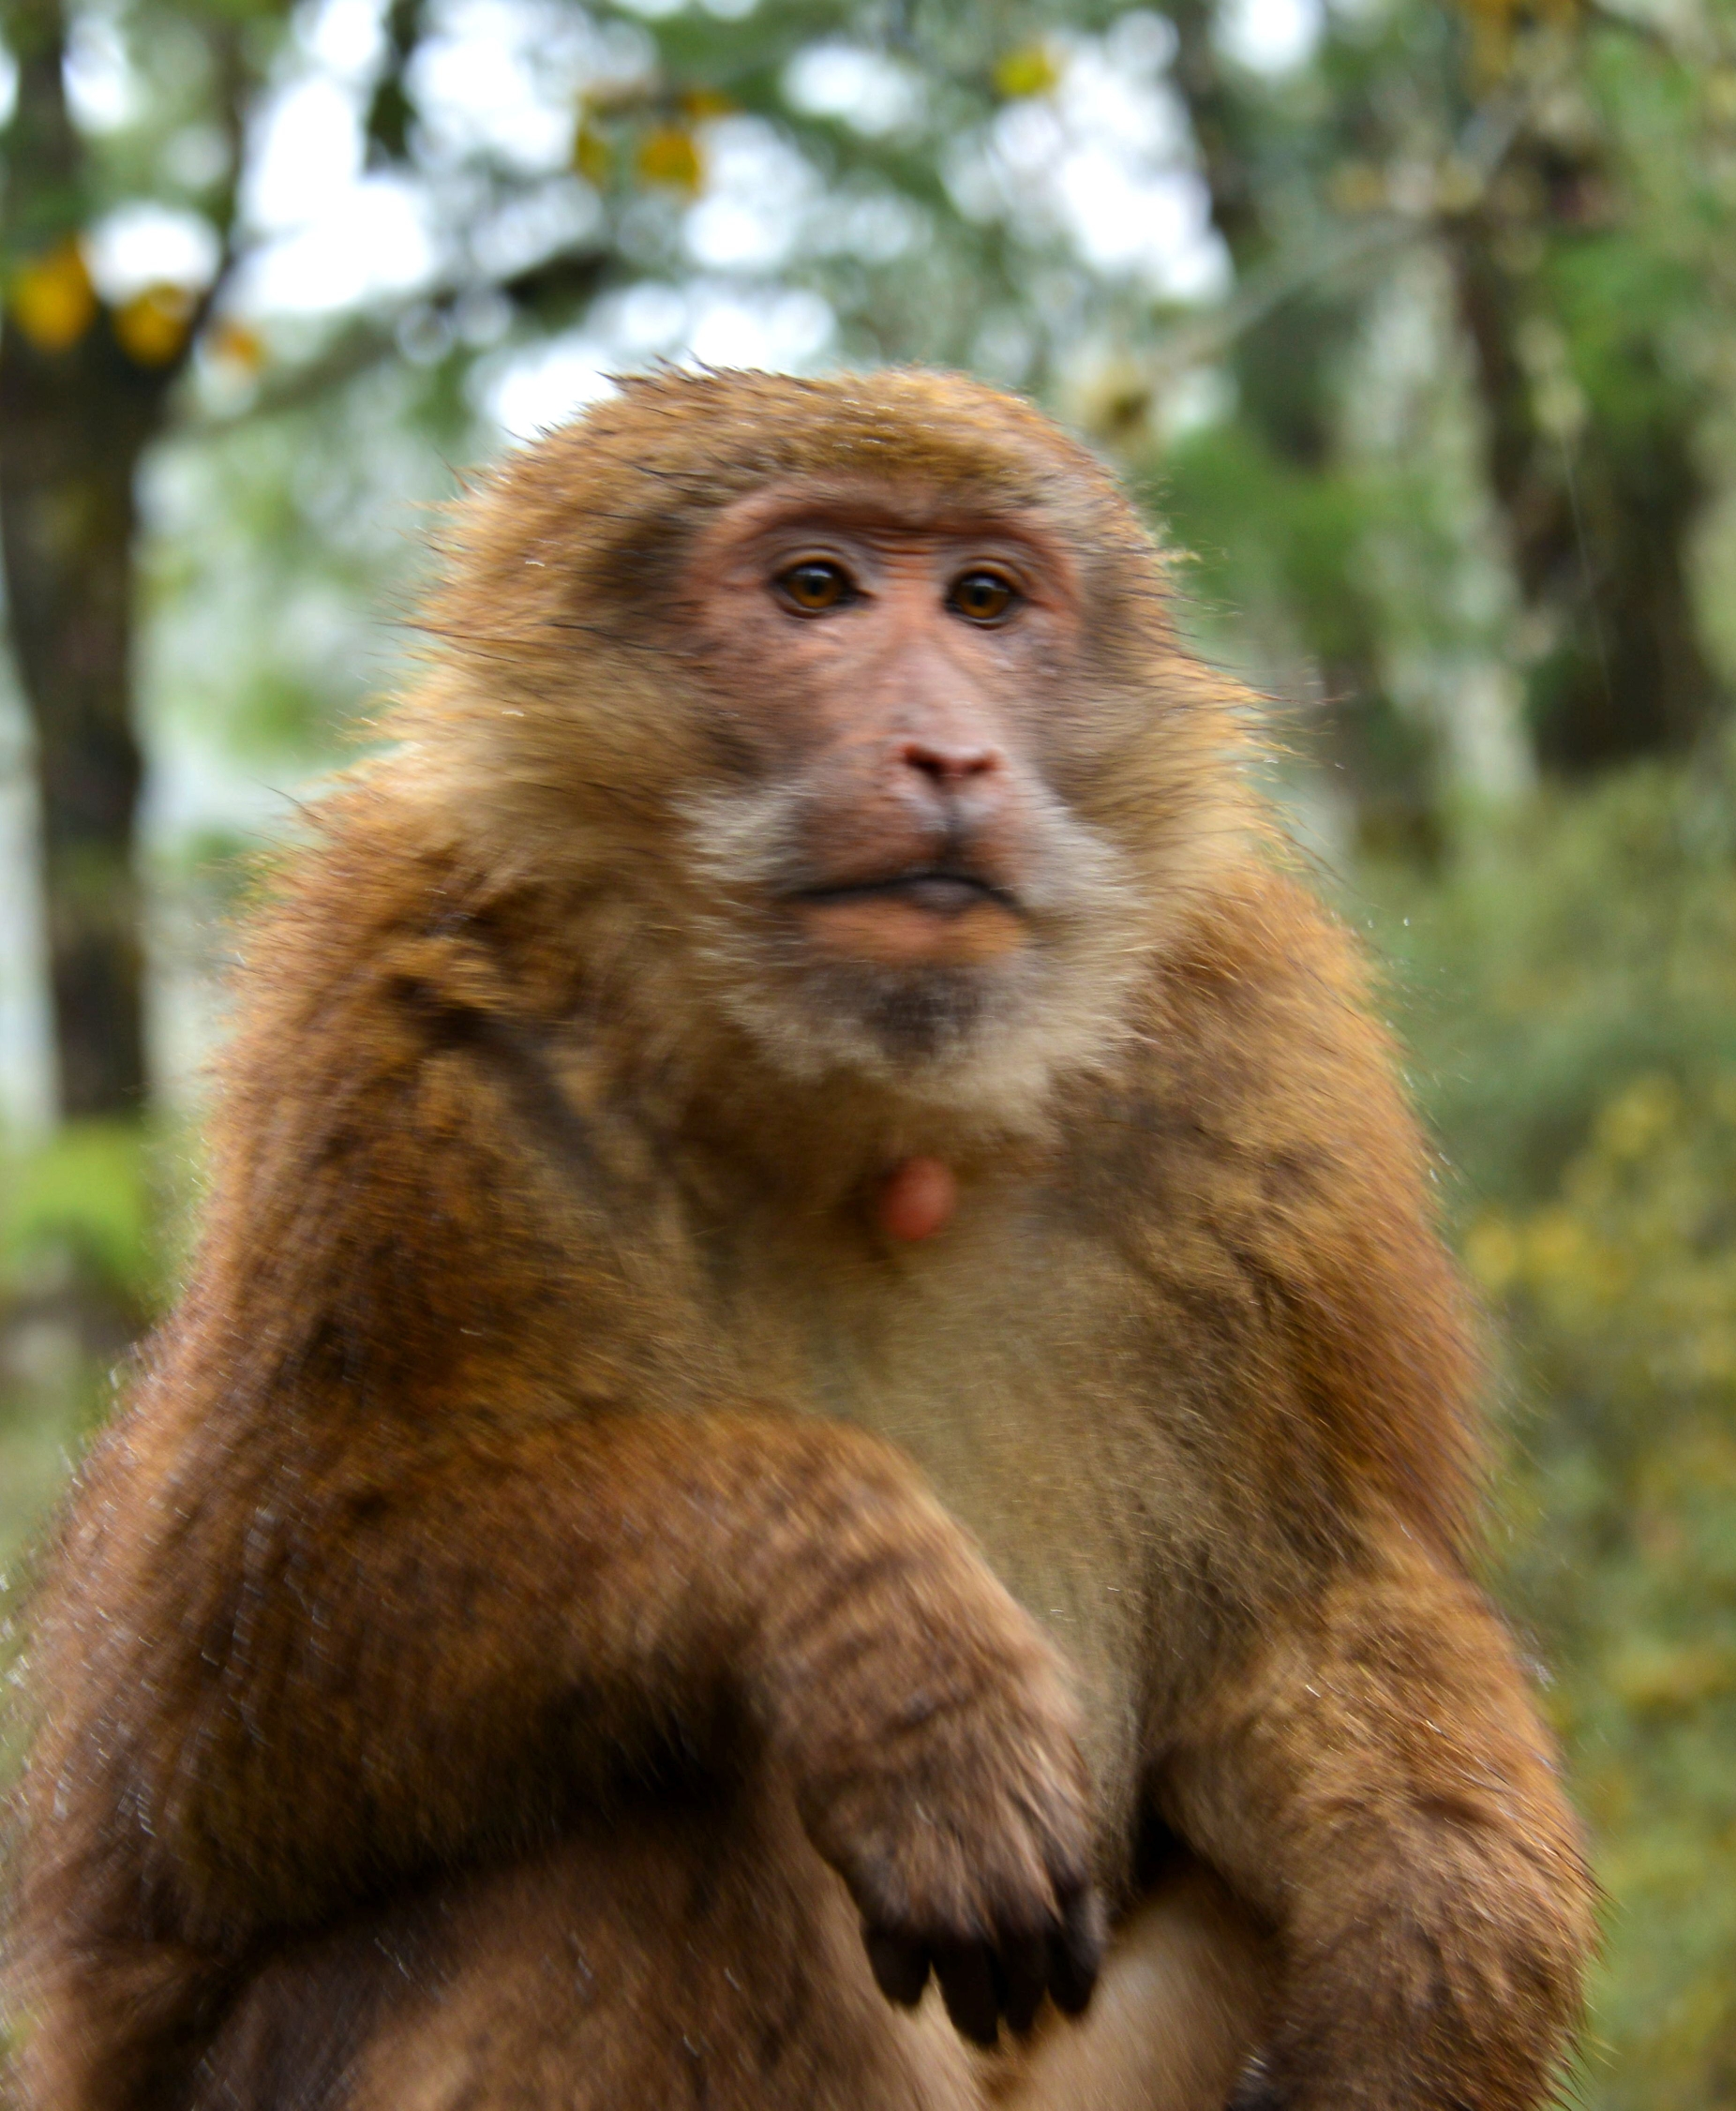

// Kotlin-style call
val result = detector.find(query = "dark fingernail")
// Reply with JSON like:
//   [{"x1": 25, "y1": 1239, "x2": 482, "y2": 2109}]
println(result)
[
  {"x1": 865, "y1": 1927, "x2": 932, "y2": 2008},
  {"x1": 935, "y1": 1943, "x2": 1001, "y2": 2048},
  {"x1": 997, "y1": 1931, "x2": 1047, "y2": 2036},
  {"x1": 1048, "y1": 1887, "x2": 1105, "y2": 2015}
]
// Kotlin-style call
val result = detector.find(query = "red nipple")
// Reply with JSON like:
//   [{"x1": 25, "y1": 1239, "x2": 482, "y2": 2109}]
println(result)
[{"x1": 875, "y1": 1157, "x2": 958, "y2": 1242}]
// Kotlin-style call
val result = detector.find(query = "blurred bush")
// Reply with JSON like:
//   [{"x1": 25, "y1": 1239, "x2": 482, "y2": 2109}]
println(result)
[
  {"x1": 1479, "y1": 1070, "x2": 1736, "y2": 2105},
  {"x1": 0, "y1": 1121, "x2": 190, "y2": 1603},
  {"x1": 1356, "y1": 759, "x2": 1736, "y2": 2104}
]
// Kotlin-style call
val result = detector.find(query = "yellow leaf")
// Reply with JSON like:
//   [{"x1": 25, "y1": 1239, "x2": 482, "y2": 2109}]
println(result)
[
  {"x1": 1457, "y1": 0, "x2": 1516, "y2": 81},
  {"x1": 208, "y1": 316, "x2": 264, "y2": 373},
  {"x1": 1464, "y1": 1215, "x2": 1521, "y2": 1294},
  {"x1": 1524, "y1": 1205, "x2": 1587, "y2": 1282},
  {"x1": 1454, "y1": 0, "x2": 1579, "y2": 83},
  {"x1": 993, "y1": 43, "x2": 1059, "y2": 99},
  {"x1": 636, "y1": 126, "x2": 701, "y2": 193},
  {"x1": 1433, "y1": 155, "x2": 1483, "y2": 214},
  {"x1": 9, "y1": 240, "x2": 97, "y2": 354},
  {"x1": 113, "y1": 283, "x2": 196, "y2": 367},
  {"x1": 573, "y1": 121, "x2": 611, "y2": 186},
  {"x1": 1611, "y1": 1642, "x2": 1735, "y2": 1714},
  {"x1": 1596, "y1": 1074, "x2": 1681, "y2": 1160}
]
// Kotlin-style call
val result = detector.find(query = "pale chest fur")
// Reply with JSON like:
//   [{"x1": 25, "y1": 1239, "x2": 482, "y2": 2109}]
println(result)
[{"x1": 675, "y1": 1166, "x2": 1209, "y2": 1879}]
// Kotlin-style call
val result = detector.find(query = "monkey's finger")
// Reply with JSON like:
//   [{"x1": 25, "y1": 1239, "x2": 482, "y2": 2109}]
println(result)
[
  {"x1": 934, "y1": 1941, "x2": 1001, "y2": 2047},
  {"x1": 993, "y1": 1928, "x2": 1049, "y2": 2037},
  {"x1": 864, "y1": 1927, "x2": 931, "y2": 2008},
  {"x1": 1045, "y1": 1883, "x2": 1105, "y2": 2016}
]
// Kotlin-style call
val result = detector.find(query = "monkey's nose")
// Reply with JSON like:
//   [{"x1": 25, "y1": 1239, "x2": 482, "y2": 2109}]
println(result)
[{"x1": 896, "y1": 739, "x2": 1002, "y2": 787}]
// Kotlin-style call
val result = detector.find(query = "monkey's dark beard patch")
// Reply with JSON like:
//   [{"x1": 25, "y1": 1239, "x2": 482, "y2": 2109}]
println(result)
[
  {"x1": 733, "y1": 945, "x2": 1035, "y2": 1105},
  {"x1": 827, "y1": 962, "x2": 988, "y2": 1063}
]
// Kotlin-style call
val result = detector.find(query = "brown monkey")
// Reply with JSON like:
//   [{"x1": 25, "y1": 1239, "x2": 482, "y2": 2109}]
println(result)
[{"x1": 5, "y1": 368, "x2": 1593, "y2": 2111}]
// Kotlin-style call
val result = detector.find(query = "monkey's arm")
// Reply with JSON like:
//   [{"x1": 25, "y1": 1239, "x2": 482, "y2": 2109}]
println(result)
[
  {"x1": 1129, "y1": 874, "x2": 1594, "y2": 2109},
  {"x1": 1159, "y1": 1547, "x2": 1591, "y2": 2111},
  {"x1": 20, "y1": 1401, "x2": 1096, "y2": 2098},
  {"x1": 78, "y1": 1406, "x2": 1090, "y2": 1965}
]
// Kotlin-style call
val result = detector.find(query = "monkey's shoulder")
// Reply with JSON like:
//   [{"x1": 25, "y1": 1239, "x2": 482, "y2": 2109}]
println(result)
[
  {"x1": 1061, "y1": 867, "x2": 1480, "y2": 1549},
  {"x1": 1079, "y1": 863, "x2": 1431, "y2": 1224}
]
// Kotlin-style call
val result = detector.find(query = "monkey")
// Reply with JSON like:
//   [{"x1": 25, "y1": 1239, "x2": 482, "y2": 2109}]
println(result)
[{"x1": 3, "y1": 367, "x2": 1594, "y2": 2111}]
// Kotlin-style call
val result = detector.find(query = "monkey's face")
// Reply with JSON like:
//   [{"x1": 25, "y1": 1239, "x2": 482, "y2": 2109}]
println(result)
[
  {"x1": 668, "y1": 480, "x2": 1160, "y2": 1112},
  {"x1": 426, "y1": 372, "x2": 1245, "y2": 1122}
]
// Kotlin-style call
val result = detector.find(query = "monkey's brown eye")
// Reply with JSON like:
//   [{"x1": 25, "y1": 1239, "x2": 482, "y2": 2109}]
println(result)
[
  {"x1": 777, "y1": 561, "x2": 854, "y2": 614},
  {"x1": 948, "y1": 570, "x2": 1018, "y2": 624}
]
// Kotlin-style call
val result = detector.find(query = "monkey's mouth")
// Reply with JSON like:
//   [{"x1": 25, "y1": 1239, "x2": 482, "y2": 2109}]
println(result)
[
  {"x1": 795, "y1": 870, "x2": 1020, "y2": 919},
  {"x1": 790, "y1": 868, "x2": 1027, "y2": 968}
]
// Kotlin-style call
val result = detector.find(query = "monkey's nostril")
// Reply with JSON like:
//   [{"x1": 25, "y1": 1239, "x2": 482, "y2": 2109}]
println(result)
[{"x1": 897, "y1": 739, "x2": 1001, "y2": 786}]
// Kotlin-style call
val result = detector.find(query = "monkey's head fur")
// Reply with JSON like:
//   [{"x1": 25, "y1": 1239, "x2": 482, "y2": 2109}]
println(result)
[{"x1": 396, "y1": 367, "x2": 1253, "y2": 1136}]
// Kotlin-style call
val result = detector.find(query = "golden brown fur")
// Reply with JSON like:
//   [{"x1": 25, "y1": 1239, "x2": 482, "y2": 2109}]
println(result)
[{"x1": 5, "y1": 369, "x2": 1592, "y2": 2111}]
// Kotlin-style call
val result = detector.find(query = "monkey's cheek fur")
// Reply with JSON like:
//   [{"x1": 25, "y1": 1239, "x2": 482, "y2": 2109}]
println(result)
[{"x1": 797, "y1": 895, "x2": 1029, "y2": 966}]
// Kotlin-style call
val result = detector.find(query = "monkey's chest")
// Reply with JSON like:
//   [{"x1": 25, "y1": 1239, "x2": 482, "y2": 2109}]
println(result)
[{"x1": 720, "y1": 1208, "x2": 1177, "y2": 1869}]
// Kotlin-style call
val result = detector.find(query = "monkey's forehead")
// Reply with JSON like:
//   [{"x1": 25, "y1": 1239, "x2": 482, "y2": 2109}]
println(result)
[{"x1": 459, "y1": 367, "x2": 1151, "y2": 571}]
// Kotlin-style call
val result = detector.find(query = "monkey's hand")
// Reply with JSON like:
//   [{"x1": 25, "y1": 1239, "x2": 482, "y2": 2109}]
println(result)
[{"x1": 761, "y1": 1490, "x2": 1104, "y2": 2048}]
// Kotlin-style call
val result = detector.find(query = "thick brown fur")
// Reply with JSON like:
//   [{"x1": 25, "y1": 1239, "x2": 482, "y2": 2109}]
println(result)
[{"x1": 5, "y1": 368, "x2": 1593, "y2": 2111}]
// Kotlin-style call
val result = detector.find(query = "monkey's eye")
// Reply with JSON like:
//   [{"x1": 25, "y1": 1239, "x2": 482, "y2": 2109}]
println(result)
[
  {"x1": 776, "y1": 561, "x2": 855, "y2": 614},
  {"x1": 947, "y1": 570, "x2": 1019, "y2": 625}
]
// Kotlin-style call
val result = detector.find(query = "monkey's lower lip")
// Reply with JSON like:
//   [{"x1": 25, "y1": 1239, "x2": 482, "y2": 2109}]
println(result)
[{"x1": 796, "y1": 873, "x2": 1018, "y2": 918}]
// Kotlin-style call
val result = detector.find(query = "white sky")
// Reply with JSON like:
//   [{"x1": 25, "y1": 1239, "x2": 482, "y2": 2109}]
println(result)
[{"x1": 1218, "y1": 0, "x2": 1324, "y2": 73}]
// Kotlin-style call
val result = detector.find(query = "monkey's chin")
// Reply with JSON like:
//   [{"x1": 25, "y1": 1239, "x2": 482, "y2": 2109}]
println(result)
[
  {"x1": 796, "y1": 896, "x2": 1028, "y2": 968},
  {"x1": 701, "y1": 940, "x2": 1138, "y2": 1134}
]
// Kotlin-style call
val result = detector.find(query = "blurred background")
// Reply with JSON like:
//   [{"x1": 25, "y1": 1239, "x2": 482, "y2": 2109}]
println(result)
[{"x1": 0, "y1": 0, "x2": 1732, "y2": 2095}]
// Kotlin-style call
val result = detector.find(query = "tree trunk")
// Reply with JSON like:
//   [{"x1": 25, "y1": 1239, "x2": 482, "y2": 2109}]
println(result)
[
  {"x1": 0, "y1": 6, "x2": 176, "y2": 1116},
  {"x1": 1163, "y1": 3, "x2": 1431, "y2": 836},
  {"x1": 1452, "y1": 217, "x2": 1720, "y2": 772}
]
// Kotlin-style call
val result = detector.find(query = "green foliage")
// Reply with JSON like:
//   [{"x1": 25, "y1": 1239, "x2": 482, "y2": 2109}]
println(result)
[
  {"x1": 1482, "y1": 1074, "x2": 1736, "y2": 2104},
  {"x1": 1475, "y1": 1069, "x2": 1736, "y2": 2092},
  {"x1": 1150, "y1": 414, "x2": 1384, "y2": 670},
  {"x1": 1359, "y1": 764, "x2": 1736, "y2": 1207},
  {"x1": 0, "y1": 1120, "x2": 193, "y2": 1576},
  {"x1": 5, "y1": 1121, "x2": 157, "y2": 1298},
  {"x1": 1351, "y1": 765, "x2": 1736, "y2": 2104},
  {"x1": 142, "y1": 362, "x2": 465, "y2": 767}
]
